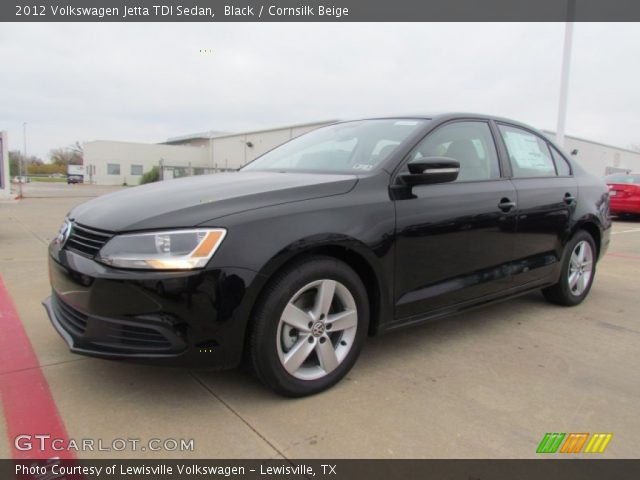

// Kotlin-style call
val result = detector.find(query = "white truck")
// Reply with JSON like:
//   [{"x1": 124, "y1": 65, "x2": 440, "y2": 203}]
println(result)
[{"x1": 67, "y1": 164, "x2": 84, "y2": 184}]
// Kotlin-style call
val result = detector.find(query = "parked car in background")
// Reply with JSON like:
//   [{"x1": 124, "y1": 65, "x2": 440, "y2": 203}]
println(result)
[
  {"x1": 67, "y1": 175, "x2": 83, "y2": 184},
  {"x1": 606, "y1": 173, "x2": 640, "y2": 215},
  {"x1": 44, "y1": 113, "x2": 611, "y2": 396}
]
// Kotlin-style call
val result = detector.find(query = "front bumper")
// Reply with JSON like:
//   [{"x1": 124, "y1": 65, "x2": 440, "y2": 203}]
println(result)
[{"x1": 44, "y1": 247, "x2": 260, "y2": 369}]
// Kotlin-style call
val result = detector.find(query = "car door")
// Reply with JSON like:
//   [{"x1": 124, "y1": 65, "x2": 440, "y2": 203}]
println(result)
[
  {"x1": 393, "y1": 120, "x2": 518, "y2": 320},
  {"x1": 495, "y1": 123, "x2": 578, "y2": 286}
]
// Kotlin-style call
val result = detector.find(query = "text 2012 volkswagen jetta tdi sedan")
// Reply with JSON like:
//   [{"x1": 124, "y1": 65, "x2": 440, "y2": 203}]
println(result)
[{"x1": 44, "y1": 114, "x2": 611, "y2": 396}]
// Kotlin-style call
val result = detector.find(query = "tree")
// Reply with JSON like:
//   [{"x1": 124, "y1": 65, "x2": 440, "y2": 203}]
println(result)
[
  {"x1": 8, "y1": 150, "x2": 44, "y2": 176},
  {"x1": 49, "y1": 141, "x2": 83, "y2": 166},
  {"x1": 140, "y1": 166, "x2": 160, "y2": 184},
  {"x1": 28, "y1": 163, "x2": 66, "y2": 175},
  {"x1": 8, "y1": 151, "x2": 19, "y2": 176}
]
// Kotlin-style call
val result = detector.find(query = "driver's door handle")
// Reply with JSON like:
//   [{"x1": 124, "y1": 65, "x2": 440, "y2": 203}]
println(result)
[
  {"x1": 498, "y1": 198, "x2": 516, "y2": 212},
  {"x1": 564, "y1": 192, "x2": 576, "y2": 205}
]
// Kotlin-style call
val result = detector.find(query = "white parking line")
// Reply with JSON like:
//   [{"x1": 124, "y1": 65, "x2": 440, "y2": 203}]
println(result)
[{"x1": 611, "y1": 228, "x2": 640, "y2": 235}]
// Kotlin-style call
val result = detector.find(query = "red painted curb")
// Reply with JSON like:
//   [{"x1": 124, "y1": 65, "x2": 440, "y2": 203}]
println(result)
[{"x1": 0, "y1": 275, "x2": 76, "y2": 461}]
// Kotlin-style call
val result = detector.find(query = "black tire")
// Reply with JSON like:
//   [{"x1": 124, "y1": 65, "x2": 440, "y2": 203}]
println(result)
[
  {"x1": 542, "y1": 230, "x2": 597, "y2": 306},
  {"x1": 249, "y1": 256, "x2": 369, "y2": 397}
]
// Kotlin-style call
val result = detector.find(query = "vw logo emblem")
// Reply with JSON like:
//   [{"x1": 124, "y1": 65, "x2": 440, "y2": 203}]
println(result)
[
  {"x1": 311, "y1": 321, "x2": 326, "y2": 337},
  {"x1": 56, "y1": 220, "x2": 73, "y2": 247}
]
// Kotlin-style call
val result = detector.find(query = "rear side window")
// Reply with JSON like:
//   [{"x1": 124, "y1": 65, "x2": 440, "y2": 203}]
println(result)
[
  {"x1": 549, "y1": 145, "x2": 572, "y2": 176},
  {"x1": 498, "y1": 125, "x2": 556, "y2": 178}
]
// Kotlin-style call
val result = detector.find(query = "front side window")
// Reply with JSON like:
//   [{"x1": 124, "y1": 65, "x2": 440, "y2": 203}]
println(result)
[
  {"x1": 242, "y1": 119, "x2": 427, "y2": 173},
  {"x1": 107, "y1": 163, "x2": 120, "y2": 175},
  {"x1": 498, "y1": 125, "x2": 556, "y2": 178},
  {"x1": 408, "y1": 121, "x2": 500, "y2": 182},
  {"x1": 131, "y1": 164, "x2": 143, "y2": 176}
]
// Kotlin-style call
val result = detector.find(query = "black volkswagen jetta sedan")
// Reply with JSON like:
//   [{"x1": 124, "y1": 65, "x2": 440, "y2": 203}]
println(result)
[{"x1": 45, "y1": 114, "x2": 611, "y2": 396}]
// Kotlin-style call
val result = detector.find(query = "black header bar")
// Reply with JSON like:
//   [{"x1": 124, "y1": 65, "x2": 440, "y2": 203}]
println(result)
[{"x1": 3, "y1": 0, "x2": 640, "y2": 22}]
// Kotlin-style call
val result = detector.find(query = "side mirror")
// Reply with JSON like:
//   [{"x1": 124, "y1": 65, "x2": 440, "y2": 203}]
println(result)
[{"x1": 400, "y1": 157, "x2": 460, "y2": 186}]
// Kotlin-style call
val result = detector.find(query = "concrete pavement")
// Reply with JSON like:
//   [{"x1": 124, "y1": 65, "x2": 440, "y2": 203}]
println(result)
[{"x1": 1, "y1": 186, "x2": 638, "y2": 459}]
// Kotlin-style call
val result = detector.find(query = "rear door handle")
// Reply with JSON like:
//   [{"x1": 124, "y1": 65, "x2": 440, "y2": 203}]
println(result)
[
  {"x1": 498, "y1": 198, "x2": 516, "y2": 212},
  {"x1": 564, "y1": 192, "x2": 576, "y2": 205}
]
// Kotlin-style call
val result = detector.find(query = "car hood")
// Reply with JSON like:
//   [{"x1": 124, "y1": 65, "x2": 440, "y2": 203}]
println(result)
[{"x1": 70, "y1": 171, "x2": 358, "y2": 232}]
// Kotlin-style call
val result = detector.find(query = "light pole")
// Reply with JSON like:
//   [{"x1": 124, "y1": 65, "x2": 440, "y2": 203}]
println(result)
[
  {"x1": 19, "y1": 122, "x2": 27, "y2": 198},
  {"x1": 556, "y1": 1, "x2": 576, "y2": 147}
]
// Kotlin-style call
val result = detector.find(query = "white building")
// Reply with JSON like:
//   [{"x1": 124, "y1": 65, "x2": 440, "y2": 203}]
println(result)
[
  {"x1": 83, "y1": 120, "x2": 334, "y2": 185},
  {"x1": 544, "y1": 131, "x2": 640, "y2": 176},
  {"x1": 83, "y1": 120, "x2": 640, "y2": 185},
  {"x1": 84, "y1": 140, "x2": 210, "y2": 186}
]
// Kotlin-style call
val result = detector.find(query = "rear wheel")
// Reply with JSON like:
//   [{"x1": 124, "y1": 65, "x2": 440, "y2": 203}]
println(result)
[
  {"x1": 249, "y1": 256, "x2": 368, "y2": 397},
  {"x1": 542, "y1": 230, "x2": 597, "y2": 306}
]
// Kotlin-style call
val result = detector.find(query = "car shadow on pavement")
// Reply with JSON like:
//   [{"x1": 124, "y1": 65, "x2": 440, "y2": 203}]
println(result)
[
  {"x1": 64, "y1": 289, "x2": 565, "y2": 408},
  {"x1": 187, "y1": 290, "x2": 555, "y2": 401}
]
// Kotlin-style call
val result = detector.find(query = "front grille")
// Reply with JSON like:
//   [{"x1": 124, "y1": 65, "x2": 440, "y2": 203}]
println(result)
[
  {"x1": 65, "y1": 223, "x2": 113, "y2": 258},
  {"x1": 104, "y1": 323, "x2": 173, "y2": 350},
  {"x1": 52, "y1": 294, "x2": 88, "y2": 336}
]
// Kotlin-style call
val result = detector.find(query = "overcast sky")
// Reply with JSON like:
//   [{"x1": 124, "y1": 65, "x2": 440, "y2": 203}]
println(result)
[{"x1": 1, "y1": 22, "x2": 639, "y2": 160}]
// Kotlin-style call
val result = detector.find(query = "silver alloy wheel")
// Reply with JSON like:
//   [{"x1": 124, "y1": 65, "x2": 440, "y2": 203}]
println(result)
[
  {"x1": 276, "y1": 279, "x2": 358, "y2": 381},
  {"x1": 568, "y1": 240, "x2": 594, "y2": 296}
]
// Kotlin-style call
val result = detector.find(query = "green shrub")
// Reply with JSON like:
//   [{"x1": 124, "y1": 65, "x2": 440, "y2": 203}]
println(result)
[{"x1": 140, "y1": 166, "x2": 160, "y2": 185}]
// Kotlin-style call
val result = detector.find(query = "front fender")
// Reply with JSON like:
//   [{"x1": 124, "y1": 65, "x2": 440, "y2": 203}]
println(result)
[{"x1": 202, "y1": 187, "x2": 396, "y2": 335}]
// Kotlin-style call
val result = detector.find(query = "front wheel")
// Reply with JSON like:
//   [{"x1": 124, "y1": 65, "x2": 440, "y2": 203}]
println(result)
[
  {"x1": 543, "y1": 230, "x2": 597, "y2": 306},
  {"x1": 249, "y1": 256, "x2": 369, "y2": 397}
]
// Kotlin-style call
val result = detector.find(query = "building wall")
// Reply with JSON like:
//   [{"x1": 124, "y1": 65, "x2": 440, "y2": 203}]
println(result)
[
  {"x1": 563, "y1": 137, "x2": 640, "y2": 177},
  {"x1": 83, "y1": 122, "x2": 334, "y2": 184},
  {"x1": 0, "y1": 131, "x2": 9, "y2": 198},
  {"x1": 84, "y1": 121, "x2": 640, "y2": 185},
  {"x1": 544, "y1": 131, "x2": 640, "y2": 177},
  {"x1": 168, "y1": 138, "x2": 211, "y2": 149},
  {"x1": 211, "y1": 129, "x2": 292, "y2": 170},
  {"x1": 209, "y1": 121, "x2": 333, "y2": 170},
  {"x1": 84, "y1": 141, "x2": 209, "y2": 186}
]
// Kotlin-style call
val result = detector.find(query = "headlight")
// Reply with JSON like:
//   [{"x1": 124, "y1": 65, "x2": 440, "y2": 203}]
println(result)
[{"x1": 96, "y1": 228, "x2": 226, "y2": 270}]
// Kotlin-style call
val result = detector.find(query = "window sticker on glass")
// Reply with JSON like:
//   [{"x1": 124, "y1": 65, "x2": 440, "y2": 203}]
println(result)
[
  {"x1": 352, "y1": 163, "x2": 374, "y2": 171},
  {"x1": 503, "y1": 131, "x2": 547, "y2": 169}
]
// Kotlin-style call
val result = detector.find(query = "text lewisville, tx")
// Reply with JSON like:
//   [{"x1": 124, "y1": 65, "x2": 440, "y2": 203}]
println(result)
[{"x1": 17, "y1": 462, "x2": 339, "y2": 477}]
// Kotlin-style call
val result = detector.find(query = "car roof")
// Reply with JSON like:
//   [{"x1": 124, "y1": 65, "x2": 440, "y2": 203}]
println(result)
[
  {"x1": 332, "y1": 113, "x2": 566, "y2": 155},
  {"x1": 346, "y1": 112, "x2": 537, "y2": 129}
]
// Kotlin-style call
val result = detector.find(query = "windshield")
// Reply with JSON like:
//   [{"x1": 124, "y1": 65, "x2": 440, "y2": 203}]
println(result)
[
  {"x1": 242, "y1": 119, "x2": 427, "y2": 173},
  {"x1": 605, "y1": 173, "x2": 640, "y2": 184}
]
